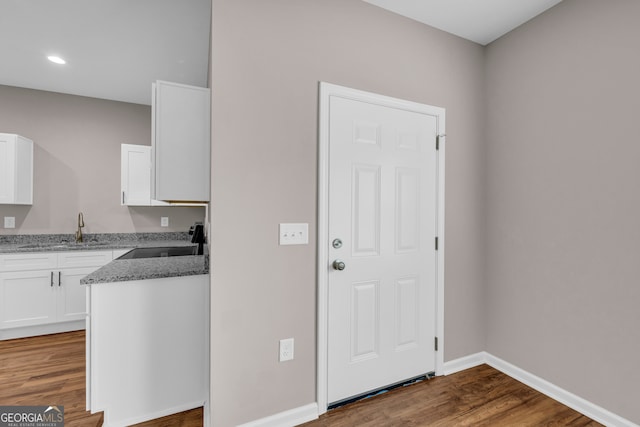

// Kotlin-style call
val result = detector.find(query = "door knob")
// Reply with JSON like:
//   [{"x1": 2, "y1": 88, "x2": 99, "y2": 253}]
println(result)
[{"x1": 332, "y1": 259, "x2": 346, "y2": 271}]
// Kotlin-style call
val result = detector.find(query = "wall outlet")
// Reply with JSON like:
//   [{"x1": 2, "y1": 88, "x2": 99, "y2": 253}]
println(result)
[
  {"x1": 279, "y1": 338, "x2": 294, "y2": 362},
  {"x1": 279, "y1": 223, "x2": 309, "y2": 245},
  {"x1": 161, "y1": 217, "x2": 169, "y2": 227},
  {"x1": 4, "y1": 217, "x2": 15, "y2": 229}
]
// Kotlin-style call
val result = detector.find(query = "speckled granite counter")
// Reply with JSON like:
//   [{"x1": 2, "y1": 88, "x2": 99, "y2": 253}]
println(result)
[
  {"x1": 81, "y1": 254, "x2": 208, "y2": 284},
  {"x1": 0, "y1": 232, "x2": 195, "y2": 254},
  {"x1": 0, "y1": 232, "x2": 209, "y2": 284}
]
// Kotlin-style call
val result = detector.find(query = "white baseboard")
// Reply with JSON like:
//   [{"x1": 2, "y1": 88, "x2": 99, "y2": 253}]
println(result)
[
  {"x1": 0, "y1": 320, "x2": 84, "y2": 340},
  {"x1": 237, "y1": 403, "x2": 318, "y2": 427},
  {"x1": 102, "y1": 401, "x2": 206, "y2": 427},
  {"x1": 443, "y1": 352, "x2": 486, "y2": 375},
  {"x1": 484, "y1": 353, "x2": 638, "y2": 427},
  {"x1": 444, "y1": 352, "x2": 638, "y2": 427},
  {"x1": 240, "y1": 354, "x2": 637, "y2": 427}
]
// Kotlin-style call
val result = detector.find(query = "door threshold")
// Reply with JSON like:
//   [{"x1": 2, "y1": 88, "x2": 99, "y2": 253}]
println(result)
[{"x1": 328, "y1": 372, "x2": 435, "y2": 410}]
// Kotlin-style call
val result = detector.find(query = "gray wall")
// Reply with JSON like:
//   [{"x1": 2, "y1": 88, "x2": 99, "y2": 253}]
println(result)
[
  {"x1": 485, "y1": 0, "x2": 640, "y2": 423},
  {"x1": 210, "y1": 0, "x2": 486, "y2": 425},
  {"x1": 0, "y1": 85, "x2": 205, "y2": 235}
]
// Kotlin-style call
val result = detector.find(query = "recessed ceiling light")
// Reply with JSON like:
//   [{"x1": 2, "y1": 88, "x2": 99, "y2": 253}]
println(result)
[{"x1": 47, "y1": 56, "x2": 66, "y2": 65}]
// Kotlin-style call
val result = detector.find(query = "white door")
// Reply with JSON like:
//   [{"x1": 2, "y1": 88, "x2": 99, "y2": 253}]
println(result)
[{"x1": 326, "y1": 87, "x2": 441, "y2": 404}]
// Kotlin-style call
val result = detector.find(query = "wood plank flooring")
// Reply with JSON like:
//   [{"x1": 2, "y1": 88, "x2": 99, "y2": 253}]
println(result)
[
  {"x1": 1, "y1": 331, "x2": 601, "y2": 427},
  {"x1": 302, "y1": 364, "x2": 602, "y2": 426},
  {"x1": 0, "y1": 331, "x2": 203, "y2": 427},
  {"x1": 0, "y1": 331, "x2": 102, "y2": 427}
]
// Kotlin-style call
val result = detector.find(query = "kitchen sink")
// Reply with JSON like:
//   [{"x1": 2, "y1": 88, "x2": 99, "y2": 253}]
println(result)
[{"x1": 116, "y1": 246, "x2": 197, "y2": 260}]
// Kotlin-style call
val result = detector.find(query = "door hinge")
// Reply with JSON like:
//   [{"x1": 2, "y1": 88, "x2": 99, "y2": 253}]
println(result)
[
  {"x1": 436, "y1": 135, "x2": 440, "y2": 151},
  {"x1": 434, "y1": 337, "x2": 439, "y2": 351},
  {"x1": 435, "y1": 237, "x2": 439, "y2": 250}
]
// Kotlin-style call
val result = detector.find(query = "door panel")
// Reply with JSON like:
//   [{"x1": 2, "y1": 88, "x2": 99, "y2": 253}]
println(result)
[
  {"x1": 395, "y1": 167, "x2": 420, "y2": 253},
  {"x1": 350, "y1": 280, "x2": 380, "y2": 362},
  {"x1": 327, "y1": 95, "x2": 438, "y2": 404},
  {"x1": 395, "y1": 275, "x2": 419, "y2": 350},
  {"x1": 352, "y1": 164, "x2": 381, "y2": 257}
]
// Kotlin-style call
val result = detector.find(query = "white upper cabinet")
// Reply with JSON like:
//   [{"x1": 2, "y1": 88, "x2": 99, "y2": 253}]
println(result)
[
  {"x1": 0, "y1": 133, "x2": 33, "y2": 205},
  {"x1": 121, "y1": 144, "x2": 152, "y2": 206},
  {"x1": 121, "y1": 144, "x2": 169, "y2": 206},
  {"x1": 151, "y1": 81, "x2": 210, "y2": 203}
]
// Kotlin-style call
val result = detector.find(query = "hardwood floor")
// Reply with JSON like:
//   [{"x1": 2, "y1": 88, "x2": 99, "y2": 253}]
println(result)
[
  {"x1": 0, "y1": 331, "x2": 102, "y2": 427},
  {"x1": 1, "y1": 331, "x2": 602, "y2": 427},
  {"x1": 0, "y1": 331, "x2": 203, "y2": 427},
  {"x1": 302, "y1": 364, "x2": 602, "y2": 427}
]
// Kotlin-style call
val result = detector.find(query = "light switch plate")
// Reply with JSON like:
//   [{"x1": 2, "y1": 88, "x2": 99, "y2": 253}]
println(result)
[
  {"x1": 4, "y1": 217, "x2": 15, "y2": 229},
  {"x1": 161, "y1": 217, "x2": 169, "y2": 227},
  {"x1": 279, "y1": 223, "x2": 309, "y2": 245}
]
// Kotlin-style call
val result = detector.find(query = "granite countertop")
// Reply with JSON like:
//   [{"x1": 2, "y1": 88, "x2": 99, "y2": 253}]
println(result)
[
  {"x1": 0, "y1": 232, "x2": 209, "y2": 284},
  {"x1": 0, "y1": 232, "x2": 195, "y2": 254},
  {"x1": 81, "y1": 255, "x2": 208, "y2": 285}
]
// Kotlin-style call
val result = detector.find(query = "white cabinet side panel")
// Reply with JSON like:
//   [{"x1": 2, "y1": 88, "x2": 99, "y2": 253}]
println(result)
[{"x1": 153, "y1": 81, "x2": 210, "y2": 202}]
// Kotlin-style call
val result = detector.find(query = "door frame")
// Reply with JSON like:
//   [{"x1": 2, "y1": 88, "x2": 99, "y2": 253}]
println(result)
[{"x1": 316, "y1": 82, "x2": 446, "y2": 414}]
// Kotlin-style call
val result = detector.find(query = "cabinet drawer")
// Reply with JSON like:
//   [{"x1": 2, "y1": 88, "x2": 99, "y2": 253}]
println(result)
[
  {"x1": 0, "y1": 253, "x2": 58, "y2": 272},
  {"x1": 112, "y1": 249, "x2": 133, "y2": 259},
  {"x1": 58, "y1": 251, "x2": 113, "y2": 268}
]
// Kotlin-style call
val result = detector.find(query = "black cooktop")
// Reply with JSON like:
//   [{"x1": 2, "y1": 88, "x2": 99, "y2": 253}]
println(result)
[{"x1": 116, "y1": 246, "x2": 197, "y2": 260}]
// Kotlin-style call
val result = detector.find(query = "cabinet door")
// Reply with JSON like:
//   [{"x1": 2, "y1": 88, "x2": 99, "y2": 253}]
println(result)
[
  {"x1": 0, "y1": 134, "x2": 16, "y2": 203},
  {"x1": 0, "y1": 133, "x2": 33, "y2": 205},
  {"x1": 0, "y1": 270, "x2": 57, "y2": 329},
  {"x1": 57, "y1": 268, "x2": 94, "y2": 322},
  {"x1": 152, "y1": 81, "x2": 210, "y2": 202},
  {"x1": 121, "y1": 144, "x2": 152, "y2": 206}
]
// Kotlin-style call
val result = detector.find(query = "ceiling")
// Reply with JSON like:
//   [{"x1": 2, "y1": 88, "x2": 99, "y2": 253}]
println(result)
[
  {"x1": 1, "y1": 1, "x2": 561, "y2": 105},
  {"x1": 363, "y1": 0, "x2": 563, "y2": 45},
  {"x1": 0, "y1": 0, "x2": 211, "y2": 105}
]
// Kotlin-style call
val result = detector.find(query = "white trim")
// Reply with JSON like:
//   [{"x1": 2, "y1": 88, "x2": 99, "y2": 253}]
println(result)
[
  {"x1": 441, "y1": 352, "x2": 638, "y2": 427},
  {"x1": 435, "y1": 127, "x2": 446, "y2": 379},
  {"x1": 0, "y1": 320, "x2": 84, "y2": 341},
  {"x1": 316, "y1": 81, "x2": 446, "y2": 414},
  {"x1": 484, "y1": 353, "x2": 639, "y2": 427},
  {"x1": 102, "y1": 401, "x2": 206, "y2": 427},
  {"x1": 236, "y1": 403, "x2": 318, "y2": 427},
  {"x1": 443, "y1": 352, "x2": 486, "y2": 375},
  {"x1": 316, "y1": 82, "x2": 330, "y2": 415}
]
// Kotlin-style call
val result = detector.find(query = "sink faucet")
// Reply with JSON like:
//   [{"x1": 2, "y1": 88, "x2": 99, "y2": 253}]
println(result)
[{"x1": 75, "y1": 212, "x2": 85, "y2": 243}]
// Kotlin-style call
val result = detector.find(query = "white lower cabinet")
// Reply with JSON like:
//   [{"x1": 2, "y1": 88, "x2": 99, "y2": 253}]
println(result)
[
  {"x1": 0, "y1": 250, "x2": 115, "y2": 339},
  {"x1": 58, "y1": 267, "x2": 97, "y2": 322},
  {"x1": 0, "y1": 270, "x2": 58, "y2": 329}
]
